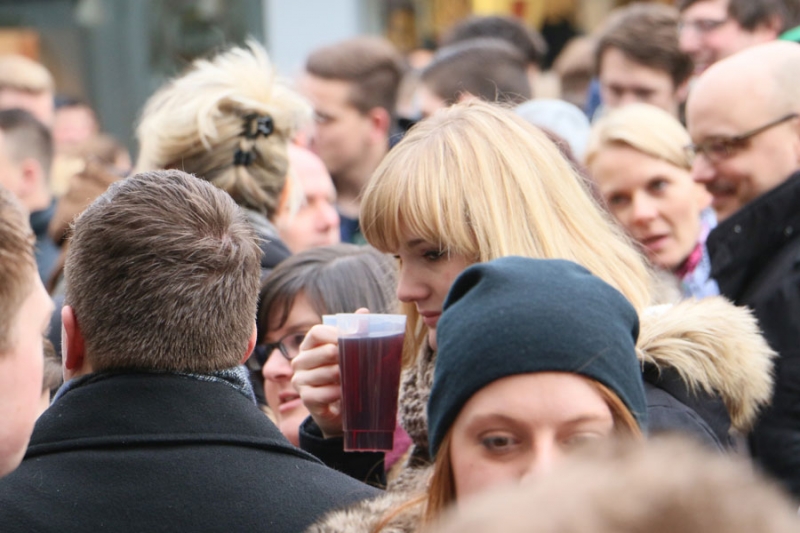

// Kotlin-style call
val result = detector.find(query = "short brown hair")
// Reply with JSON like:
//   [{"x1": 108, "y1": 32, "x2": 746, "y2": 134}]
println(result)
[
  {"x1": 421, "y1": 38, "x2": 531, "y2": 105},
  {"x1": 677, "y1": 0, "x2": 790, "y2": 31},
  {"x1": 64, "y1": 169, "x2": 261, "y2": 373},
  {"x1": 441, "y1": 15, "x2": 548, "y2": 68},
  {"x1": 0, "y1": 108, "x2": 54, "y2": 180},
  {"x1": 0, "y1": 184, "x2": 36, "y2": 353},
  {"x1": 596, "y1": 3, "x2": 694, "y2": 88},
  {"x1": 305, "y1": 37, "x2": 406, "y2": 116}
]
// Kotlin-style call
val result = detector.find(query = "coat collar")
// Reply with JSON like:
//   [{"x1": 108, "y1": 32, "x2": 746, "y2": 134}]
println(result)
[
  {"x1": 708, "y1": 172, "x2": 800, "y2": 300},
  {"x1": 28, "y1": 372, "x2": 319, "y2": 463}
]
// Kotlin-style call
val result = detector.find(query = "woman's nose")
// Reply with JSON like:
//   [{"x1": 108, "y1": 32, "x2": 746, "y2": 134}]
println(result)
[{"x1": 262, "y1": 348, "x2": 293, "y2": 381}]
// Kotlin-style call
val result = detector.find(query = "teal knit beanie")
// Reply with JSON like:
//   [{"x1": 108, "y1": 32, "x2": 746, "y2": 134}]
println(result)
[{"x1": 427, "y1": 257, "x2": 647, "y2": 457}]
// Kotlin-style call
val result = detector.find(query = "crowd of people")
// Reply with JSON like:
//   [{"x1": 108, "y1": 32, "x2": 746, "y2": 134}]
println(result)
[{"x1": 0, "y1": 0, "x2": 799, "y2": 531}]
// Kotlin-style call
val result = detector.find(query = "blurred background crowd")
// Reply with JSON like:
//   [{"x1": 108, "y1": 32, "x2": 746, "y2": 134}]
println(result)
[{"x1": 1, "y1": 0, "x2": 800, "y2": 531}]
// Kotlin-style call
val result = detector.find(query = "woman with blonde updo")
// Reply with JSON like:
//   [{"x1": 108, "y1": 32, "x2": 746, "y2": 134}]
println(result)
[{"x1": 136, "y1": 40, "x2": 311, "y2": 276}]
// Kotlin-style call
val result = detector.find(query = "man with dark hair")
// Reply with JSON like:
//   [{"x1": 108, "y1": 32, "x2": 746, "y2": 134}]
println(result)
[
  {"x1": 686, "y1": 41, "x2": 800, "y2": 497},
  {"x1": 301, "y1": 37, "x2": 406, "y2": 244},
  {"x1": 0, "y1": 170, "x2": 376, "y2": 531},
  {"x1": 0, "y1": 108, "x2": 58, "y2": 282},
  {"x1": 677, "y1": 0, "x2": 786, "y2": 75},
  {"x1": 417, "y1": 38, "x2": 531, "y2": 118},
  {"x1": 596, "y1": 3, "x2": 693, "y2": 118},
  {"x1": 0, "y1": 185, "x2": 53, "y2": 479},
  {"x1": 441, "y1": 15, "x2": 547, "y2": 90}
]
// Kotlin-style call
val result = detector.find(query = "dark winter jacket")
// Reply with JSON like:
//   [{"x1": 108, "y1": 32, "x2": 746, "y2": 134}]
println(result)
[
  {"x1": 302, "y1": 296, "x2": 777, "y2": 533},
  {"x1": 707, "y1": 171, "x2": 800, "y2": 498},
  {"x1": 0, "y1": 372, "x2": 377, "y2": 533}
]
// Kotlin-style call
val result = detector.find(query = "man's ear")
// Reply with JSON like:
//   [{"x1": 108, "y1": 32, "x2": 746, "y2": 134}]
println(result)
[
  {"x1": 240, "y1": 322, "x2": 258, "y2": 365},
  {"x1": 367, "y1": 107, "x2": 392, "y2": 141},
  {"x1": 761, "y1": 15, "x2": 783, "y2": 40},
  {"x1": 62, "y1": 305, "x2": 88, "y2": 380},
  {"x1": 18, "y1": 157, "x2": 44, "y2": 198}
]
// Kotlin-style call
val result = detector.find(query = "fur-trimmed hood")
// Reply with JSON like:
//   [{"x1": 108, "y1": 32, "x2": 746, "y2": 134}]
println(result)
[
  {"x1": 637, "y1": 296, "x2": 776, "y2": 432},
  {"x1": 304, "y1": 479, "x2": 426, "y2": 533}
]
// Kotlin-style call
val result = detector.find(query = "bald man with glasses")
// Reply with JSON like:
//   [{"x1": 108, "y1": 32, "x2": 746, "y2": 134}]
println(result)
[{"x1": 686, "y1": 40, "x2": 800, "y2": 499}]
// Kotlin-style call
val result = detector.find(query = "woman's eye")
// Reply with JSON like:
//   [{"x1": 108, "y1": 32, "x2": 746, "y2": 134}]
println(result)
[
  {"x1": 607, "y1": 194, "x2": 629, "y2": 208},
  {"x1": 480, "y1": 434, "x2": 520, "y2": 454},
  {"x1": 562, "y1": 432, "x2": 604, "y2": 449},
  {"x1": 423, "y1": 249, "x2": 446, "y2": 261},
  {"x1": 287, "y1": 333, "x2": 308, "y2": 351},
  {"x1": 649, "y1": 179, "x2": 668, "y2": 193}
]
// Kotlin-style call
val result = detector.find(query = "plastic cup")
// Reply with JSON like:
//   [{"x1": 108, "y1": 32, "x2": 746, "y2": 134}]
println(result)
[{"x1": 324, "y1": 314, "x2": 406, "y2": 452}]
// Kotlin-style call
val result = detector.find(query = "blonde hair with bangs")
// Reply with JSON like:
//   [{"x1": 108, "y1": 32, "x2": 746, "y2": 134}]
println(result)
[
  {"x1": 585, "y1": 103, "x2": 692, "y2": 171},
  {"x1": 135, "y1": 41, "x2": 311, "y2": 218},
  {"x1": 360, "y1": 100, "x2": 652, "y2": 367}
]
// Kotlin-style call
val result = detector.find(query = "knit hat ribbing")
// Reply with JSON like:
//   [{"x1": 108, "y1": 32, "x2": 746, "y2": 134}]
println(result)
[{"x1": 427, "y1": 257, "x2": 647, "y2": 457}]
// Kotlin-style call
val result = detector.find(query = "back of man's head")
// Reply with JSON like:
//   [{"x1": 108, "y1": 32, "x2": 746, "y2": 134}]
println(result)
[
  {"x1": 0, "y1": 108, "x2": 54, "y2": 181},
  {"x1": 64, "y1": 170, "x2": 261, "y2": 374},
  {"x1": 421, "y1": 38, "x2": 531, "y2": 107},
  {"x1": 305, "y1": 37, "x2": 406, "y2": 118},
  {"x1": 597, "y1": 3, "x2": 693, "y2": 89},
  {"x1": 441, "y1": 15, "x2": 548, "y2": 69},
  {"x1": 0, "y1": 55, "x2": 55, "y2": 126}
]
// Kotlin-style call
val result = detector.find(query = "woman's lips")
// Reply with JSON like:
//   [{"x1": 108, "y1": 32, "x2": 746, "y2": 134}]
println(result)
[
  {"x1": 278, "y1": 392, "x2": 302, "y2": 413},
  {"x1": 641, "y1": 234, "x2": 670, "y2": 252},
  {"x1": 420, "y1": 313, "x2": 441, "y2": 329}
]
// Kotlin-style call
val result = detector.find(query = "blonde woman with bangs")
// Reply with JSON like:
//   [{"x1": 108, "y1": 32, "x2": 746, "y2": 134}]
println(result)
[
  {"x1": 586, "y1": 103, "x2": 718, "y2": 298},
  {"x1": 136, "y1": 40, "x2": 311, "y2": 277},
  {"x1": 293, "y1": 101, "x2": 775, "y2": 532},
  {"x1": 293, "y1": 100, "x2": 651, "y2": 475}
]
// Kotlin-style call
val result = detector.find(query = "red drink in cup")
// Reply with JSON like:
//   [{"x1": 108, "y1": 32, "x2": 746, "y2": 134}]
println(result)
[{"x1": 325, "y1": 314, "x2": 406, "y2": 452}]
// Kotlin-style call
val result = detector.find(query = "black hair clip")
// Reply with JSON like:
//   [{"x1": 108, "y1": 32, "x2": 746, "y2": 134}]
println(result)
[
  {"x1": 242, "y1": 114, "x2": 274, "y2": 140},
  {"x1": 233, "y1": 148, "x2": 255, "y2": 167}
]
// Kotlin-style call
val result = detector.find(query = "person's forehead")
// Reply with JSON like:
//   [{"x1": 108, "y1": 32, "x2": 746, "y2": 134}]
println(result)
[
  {"x1": 600, "y1": 49, "x2": 673, "y2": 88},
  {"x1": 300, "y1": 74, "x2": 355, "y2": 109},
  {"x1": 687, "y1": 69, "x2": 773, "y2": 134},
  {"x1": 681, "y1": 0, "x2": 729, "y2": 19}
]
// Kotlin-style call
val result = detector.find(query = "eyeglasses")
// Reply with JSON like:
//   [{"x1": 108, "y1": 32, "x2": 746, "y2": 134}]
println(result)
[
  {"x1": 677, "y1": 17, "x2": 729, "y2": 35},
  {"x1": 685, "y1": 113, "x2": 799, "y2": 163},
  {"x1": 248, "y1": 330, "x2": 309, "y2": 369}
]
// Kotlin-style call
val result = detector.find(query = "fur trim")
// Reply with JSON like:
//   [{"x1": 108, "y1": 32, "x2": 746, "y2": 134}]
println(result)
[
  {"x1": 304, "y1": 487, "x2": 423, "y2": 533},
  {"x1": 637, "y1": 297, "x2": 776, "y2": 432}
]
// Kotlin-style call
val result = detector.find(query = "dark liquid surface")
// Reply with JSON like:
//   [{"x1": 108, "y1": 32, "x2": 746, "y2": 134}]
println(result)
[{"x1": 339, "y1": 332, "x2": 404, "y2": 450}]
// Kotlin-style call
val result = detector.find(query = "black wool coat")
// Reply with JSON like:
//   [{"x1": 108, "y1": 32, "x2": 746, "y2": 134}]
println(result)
[
  {"x1": 708, "y1": 171, "x2": 800, "y2": 498},
  {"x1": 0, "y1": 373, "x2": 378, "y2": 532}
]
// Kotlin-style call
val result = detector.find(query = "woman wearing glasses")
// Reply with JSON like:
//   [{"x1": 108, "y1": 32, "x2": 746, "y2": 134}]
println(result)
[
  {"x1": 255, "y1": 245, "x2": 397, "y2": 453},
  {"x1": 586, "y1": 103, "x2": 718, "y2": 298}
]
